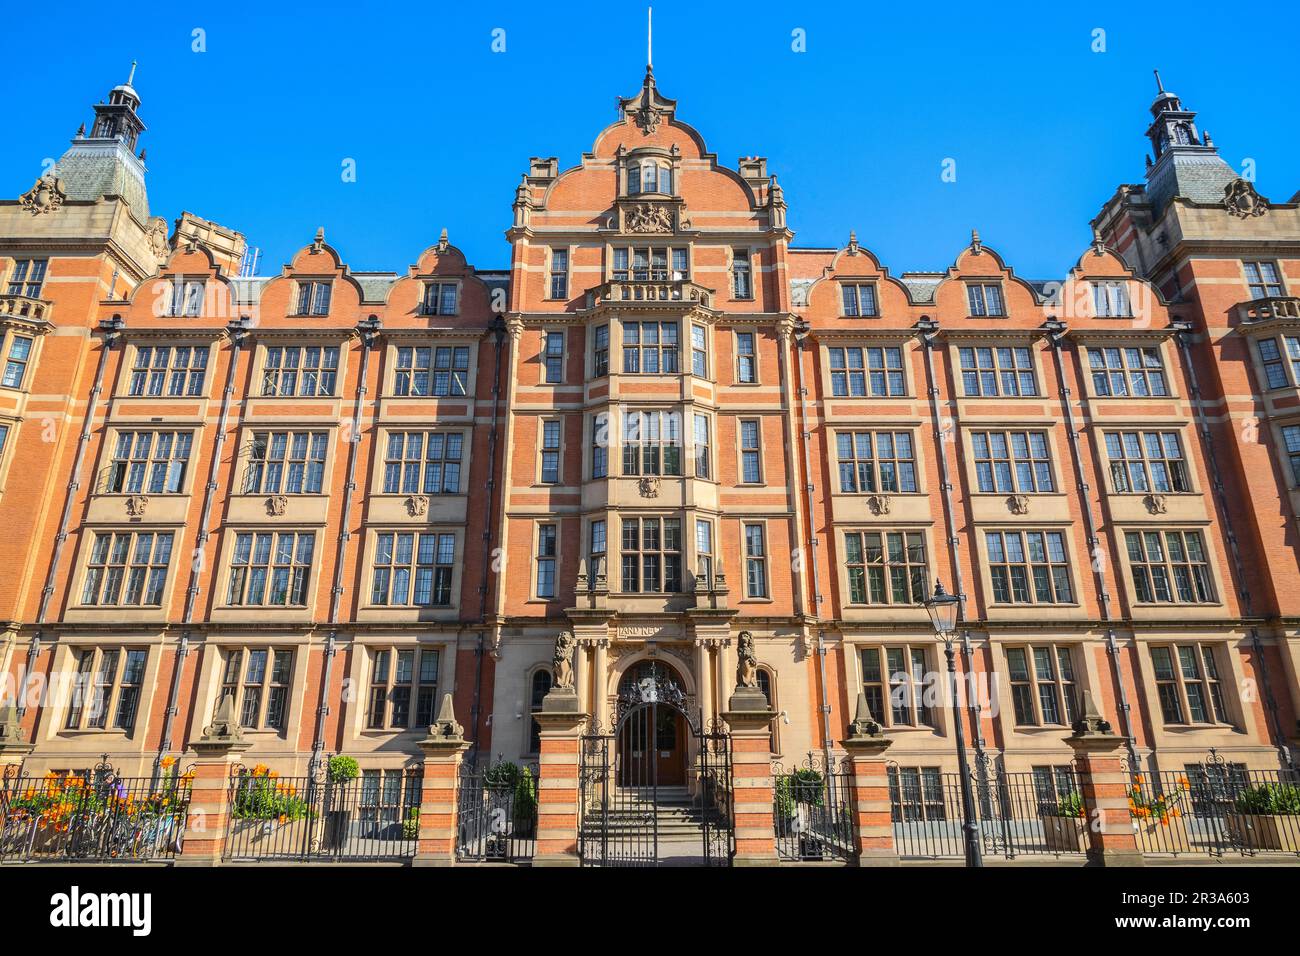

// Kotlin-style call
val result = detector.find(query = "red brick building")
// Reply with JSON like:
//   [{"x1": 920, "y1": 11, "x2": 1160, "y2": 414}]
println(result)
[{"x1": 0, "y1": 66, "x2": 1297, "y2": 841}]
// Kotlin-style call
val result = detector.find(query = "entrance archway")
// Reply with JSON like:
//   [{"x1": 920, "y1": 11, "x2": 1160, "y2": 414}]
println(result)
[{"x1": 616, "y1": 660, "x2": 689, "y2": 788}]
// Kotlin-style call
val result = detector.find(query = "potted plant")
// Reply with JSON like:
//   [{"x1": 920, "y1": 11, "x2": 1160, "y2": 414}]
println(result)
[
  {"x1": 1227, "y1": 783, "x2": 1300, "y2": 852},
  {"x1": 322, "y1": 756, "x2": 359, "y2": 850},
  {"x1": 229, "y1": 765, "x2": 314, "y2": 852},
  {"x1": 401, "y1": 806, "x2": 420, "y2": 841},
  {"x1": 1042, "y1": 791, "x2": 1086, "y2": 852},
  {"x1": 1128, "y1": 774, "x2": 1190, "y2": 849}
]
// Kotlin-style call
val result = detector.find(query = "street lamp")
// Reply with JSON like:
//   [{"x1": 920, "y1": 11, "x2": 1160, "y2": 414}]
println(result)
[{"x1": 924, "y1": 580, "x2": 983, "y2": 868}]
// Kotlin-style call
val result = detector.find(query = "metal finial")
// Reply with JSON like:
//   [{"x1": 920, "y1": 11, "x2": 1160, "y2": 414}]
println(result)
[
  {"x1": 647, "y1": 5, "x2": 652, "y2": 69},
  {"x1": 1153, "y1": 69, "x2": 1164, "y2": 94},
  {"x1": 127, "y1": 59, "x2": 137, "y2": 86}
]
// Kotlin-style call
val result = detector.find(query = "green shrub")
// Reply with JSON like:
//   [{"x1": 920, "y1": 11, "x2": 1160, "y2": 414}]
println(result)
[
  {"x1": 401, "y1": 806, "x2": 420, "y2": 840},
  {"x1": 1234, "y1": 783, "x2": 1300, "y2": 815},
  {"x1": 327, "y1": 755, "x2": 359, "y2": 783},
  {"x1": 1055, "y1": 791, "x2": 1085, "y2": 818},
  {"x1": 775, "y1": 769, "x2": 824, "y2": 819},
  {"x1": 231, "y1": 770, "x2": 313, "y2": 821}
]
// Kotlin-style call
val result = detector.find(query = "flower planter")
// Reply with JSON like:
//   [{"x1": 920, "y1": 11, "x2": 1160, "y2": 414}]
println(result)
[
  {"x1": 1226, "y1": 814, "x2": 1300, "y2": 852},
  {"x1": 229, "y1": 816, "x2": 312, "y2": 856},
  {"x1": 1042, "y1": 815, "x2": 1085, "y2": 852},
  {"x1": 1132, "y1": 813, "x2": 1192, "y2": 852}
]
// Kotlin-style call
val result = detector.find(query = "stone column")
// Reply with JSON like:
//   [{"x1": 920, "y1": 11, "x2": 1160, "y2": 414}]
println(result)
[
  {"x1": 414, "y1": 694, "x2": 470, "y2": 867},
  {"x1": 592, "y1": 638, "x2": 609, "y2": 731},
  {"x1": 695, "y1": 640, "x2": 714, "y2": 730},
  {"x1": 723, "y1": 682, "x2": 778, "y2": 866},
  {"x1": 1065, "y1": 691, "x2": 1144, "y2": 868},
  {"x1": 177, "y1": 694, "x2": 251, "y2": 867},
  {"x1": 716, "y1": 638, "x2": 734, "y2": 718},
  {"x1": 575, "y1": 640, "x2": 590, "y2": 715},
  {"x1": 840, "y1": 692, "x2": 899, "y2": 866}
]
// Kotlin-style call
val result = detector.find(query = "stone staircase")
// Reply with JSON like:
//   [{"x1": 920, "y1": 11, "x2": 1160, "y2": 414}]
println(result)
[{"x1": 580, "y1": 787, "x2": 728, "y2": 839}]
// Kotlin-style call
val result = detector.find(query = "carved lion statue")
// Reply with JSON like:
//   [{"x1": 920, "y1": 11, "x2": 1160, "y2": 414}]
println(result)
[
  {"x1": 552, "y1": 630, "x2": 576, "y2": 689},
  {"x1": 736, "y1": 631, "x2": 758, "y2": 689}
]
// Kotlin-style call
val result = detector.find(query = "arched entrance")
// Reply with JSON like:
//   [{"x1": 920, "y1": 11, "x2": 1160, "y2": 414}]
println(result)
[
  {"x1": 578, "y1": 658, "x2": 735, "y2": 866},
  {"x1": 616, "y1": 660, "x2": 689, "y2": 788}
]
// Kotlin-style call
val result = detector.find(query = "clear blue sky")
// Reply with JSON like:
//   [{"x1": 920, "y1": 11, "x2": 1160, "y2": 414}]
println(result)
[{"x1": 6, "y1": 0, "x2": 1297, "y2": 279}]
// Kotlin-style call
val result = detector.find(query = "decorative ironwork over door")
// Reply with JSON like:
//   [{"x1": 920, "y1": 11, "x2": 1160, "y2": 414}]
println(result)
[{"x1": 578, "y1": 660, "x2": 733, "y2": 866}]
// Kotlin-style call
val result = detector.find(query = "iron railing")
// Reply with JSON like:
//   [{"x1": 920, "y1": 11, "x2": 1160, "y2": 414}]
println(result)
[
  {"x1": 1, "y1": 762, "x2": 190, "y2": 863},
  {"x1": 222, "y1": 763, "x2": 420, "y2": 862},
  {"x1": 455, "y1": 760, "x2": 539, "y2": 863},
  {"x1": 1127, "y1": 753, "x2": 1300, "y2": 858},
  {"x1": 889, "y1": 764, "x2": 1087, "y2": 860},
  {"x1": 773, "y1": 754, "x2": 856, "y2": 863}
]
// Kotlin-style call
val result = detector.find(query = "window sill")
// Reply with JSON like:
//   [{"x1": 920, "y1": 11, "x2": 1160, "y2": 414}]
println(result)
[
  {"x1": 359, "y1": 604, "x2": 455, "y2": 612},
  {"x1": 1131, "y1": 602, "x2": 1223, "y2": 609},
  {"x1": 988, "y1": 603, "x2": 1081, "y2": 610},
  {"x1": 1011, "y1": 723, "x2": 1072, "y2": 732},
  {"x1": 840, "y1": 314, "x2": 881, "y2": 320},
  {"x1": 253, "y1": 393, "x2": 341, "y2": 401},
  {"x1": 1160, "y1": 722, "x2": 1237, "y2": 733},
  {"x1": 739, "y1": 596, "x2": 774, "y2": 605}
]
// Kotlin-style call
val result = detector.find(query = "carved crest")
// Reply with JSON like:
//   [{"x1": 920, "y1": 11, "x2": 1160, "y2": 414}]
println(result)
[
  {"x1": 638, "y1": 475, "x2": 661, "y2": 498},
  {"x1": 405, "y1": 494, "x2": 429, "y2": 517},
  {"x1": 1224, "y1": 179, "x2": 1267, "y2": 219},
  {"x1": 19, "y1": 175, "x2": 66, "y2": 216},
  {"x1": 265, "y1": 494, "x2": 288, "y2": 517},
  {"x1": 1007, "y1": 494, "x2": 1030, "y2": 515},
  {"x1": 124, "y1": 494, "x2": 149, "y2": 517},
  {"x1": 866, "y1": 494, "x2": 891, "y2": 516},
  {"x1": 1143, "y1": 493, "x2": 1168, "y2": 515},
  {"x1": 625, "y1": 202, "x2": 674, "y2": 234},
  {"x1": 146, "y1": 217, "x2": 170, "y2": 263}
]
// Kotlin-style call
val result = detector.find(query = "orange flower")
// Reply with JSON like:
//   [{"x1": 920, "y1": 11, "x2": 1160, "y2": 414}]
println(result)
[
  {"x1": 1172, "y1": 807, "x2": 1182, "y2": 818},
  {"x1": 1133, "y1": 773, "x2": 1144, "y2": 783},
  {"x1": 161, "y1": 756, "x2": 177, "y2": 770},
  {"x1": 278, "y1": 814, "x2": 287, "y2": 825},
  {"x1": 1160, "y1": 817, "x2": 1170, "y2": 827}
]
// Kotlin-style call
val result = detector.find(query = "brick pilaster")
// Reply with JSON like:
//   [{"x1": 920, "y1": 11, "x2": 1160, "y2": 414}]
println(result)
[
  {"x1": 840, "y1": 691, "x2": 898, "y2": 865},
  {"x1": 414, "y1": 735, "x2": 469, "y2": 866},
  {"x1": 1064, "y1": 691, "x2": 1144, "y2": 868},
  {"x1": 176, "y1": 741, "x2": 250, "y2": 866},
  {"x1": 724, "y1": 687, "x2": 778, "y2": 867},
  {"x1": 532, "y1": 688, "x2": 587, "y2": 867}
]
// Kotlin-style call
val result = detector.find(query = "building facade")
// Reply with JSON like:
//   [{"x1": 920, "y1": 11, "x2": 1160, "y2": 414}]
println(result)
[{"x1": 1, "y1": 66, "x2": 1298, "y2": 801}]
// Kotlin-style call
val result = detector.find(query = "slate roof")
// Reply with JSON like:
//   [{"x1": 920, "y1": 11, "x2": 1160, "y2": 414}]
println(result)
[
  {"x1": 53, "y1": 139, "x2": 149, "y2": 218},
  {"x1": 1146, "y1": 150, "x2": 1239, "y2": 215}
]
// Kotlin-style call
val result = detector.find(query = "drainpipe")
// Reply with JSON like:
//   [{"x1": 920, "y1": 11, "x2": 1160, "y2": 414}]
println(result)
[
  {"x1": 309, "y1": 315, "x2": 380, "y2": 776},
  {"x1": 790, "y1": 318, "x2": 833, "y2": 771},
  {"x1": 1044, "y1": 319, "x2": 1140, "y2": 769},
  {"x1": 916, "y1": 318, "x2": 985, "y2": 769},
  {"x1": 1171, "y1": 318, "x2": 1292, "y2": 769},
  {"x1": 152, "y1": 316, "x2": 249, "y2": 784},
  {"x1": 23, "y1": 316, "x2": 123, "y2": 715},
  {"x1": 468, "y1": 314, "x2": 508, "y2": 765}
]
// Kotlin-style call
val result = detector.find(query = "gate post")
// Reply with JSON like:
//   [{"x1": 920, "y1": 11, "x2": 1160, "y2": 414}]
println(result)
[
  {"x1": 178, "y1": 695, "x2": 251, "y2": 867},
  {"x1": 723, "y1": 682, "x2": 778, "y2": 867},
  {"x1": 533, "y1": 681, "x2": 588, "y2": 867},
  {"x1": 1064, "y1": 691, "x2": 1144, "y2": 868},
  {"x1": 415, "y1": 694, "x2": 470, "y2": 867},
  {"x1": 841, "y1": 692, "x2": 899, "y2": 866}
]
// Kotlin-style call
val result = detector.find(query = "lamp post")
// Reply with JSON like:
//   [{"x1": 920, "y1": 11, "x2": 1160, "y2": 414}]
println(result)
[{"x1": 923, "y1": 580, "x2": 983, "y2": 868}]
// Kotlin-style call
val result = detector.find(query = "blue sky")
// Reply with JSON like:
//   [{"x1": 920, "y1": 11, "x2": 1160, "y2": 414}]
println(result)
[{"x1": 6, "y1": 0, "x2": 1297, "y2": 279}]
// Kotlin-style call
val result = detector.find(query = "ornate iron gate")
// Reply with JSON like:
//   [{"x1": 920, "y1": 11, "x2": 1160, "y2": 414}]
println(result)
[
  {"x1": 578, "y1": 662, "x2": 733, "y2": 867},
  {"x1": 455, "y1": 759, "x2": 539, "y2": 863}
]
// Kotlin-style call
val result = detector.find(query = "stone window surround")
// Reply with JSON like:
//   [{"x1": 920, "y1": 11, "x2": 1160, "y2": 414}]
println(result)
[
  {"x1": 358, "y1": 526, "x2": 464, "y2": 615},
  {"x1": 344, "y1": 638, "x2": 454, "y2": 741},
  {"x1": 370, "y1": 425, "x2": 471, "y2": 497},
  {"x1": 195, "y1": 640, "x2": 312, "y2": 746},
  {"x1": 41, "y1": 640, "x2": 164, "y2": 744}
]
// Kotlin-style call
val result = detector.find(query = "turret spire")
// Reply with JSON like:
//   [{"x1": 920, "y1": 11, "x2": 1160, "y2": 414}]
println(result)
[
  {"x1": 647, "y1": 6, "x2": 653, "y2": 70},
  {"x1": 126, "y1": 59, "x2": 137, "y2": 87}
]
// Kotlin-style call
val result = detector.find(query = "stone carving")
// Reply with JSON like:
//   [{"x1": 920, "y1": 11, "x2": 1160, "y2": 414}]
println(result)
[
  {"x1": 866, "y1": 494, "x2": 891, "y2": 516},
  {"x1": 736, "y1": 631, "x2": 758, "y2": 689},
  {"x1": 201, "y1": 693, "x2": 245, "y2": 741},
  {"x1": 436, "y1": 228, "x2": 450, "y2": 254},
  {"x1": 1224, "y1": 179, "x2": 1267, "y2": 219},
  {"x1": 552, "y1": 630, "x2": 576, "y2": 689},
  {"x1": 0, "y1": 702, "x2": 27, "y2": 744},
  {"x1": 846, "y1": 690, "x2": 884, "y2": 740},
  {"x1": 1091, "y1": 225, "x2": 1106, "y2": 257},
  {"x1": 19, "y1": 175, "x2": 66, "y2": 216},
  {"x1": 637, "y1": 475, "x2": 661, "y2": 498},
  {"x1": 1143, "y1": 493, "x2": 1168, "y2": 515},
  {"x1": 311, "y1": 227, "x2": 325, "y2": 253},
  {"x1": 405, "y1": 494, "x2": 429, "y2": 517},
  {"x1": 626, "y1": 202, "x2": 673, "y2": 234},
  {"x1": 266, "y1": 494, "x2": 288, "y2": 517},
  {"x1": 847, "y1": 230, "x2": 859, "y2": 256},
  {"x1": 125, "y1": 494, "x2": 149, "y2": 517},
  {"x1": 970, "y1": 228, "x2": 983, "y2": 255},
  {"x1": 1070, "y1": 690, "x2": 1113, "y2": 737},
  {"x1": 425, "y1": 693, "x2": 464, "y2": 741},
  {"x1": 1007, "y1": 494, "x2": 1029, "y2": 515},
  {"x1": 146, "y1": 217, "x2": 170, "y2": 263}
]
